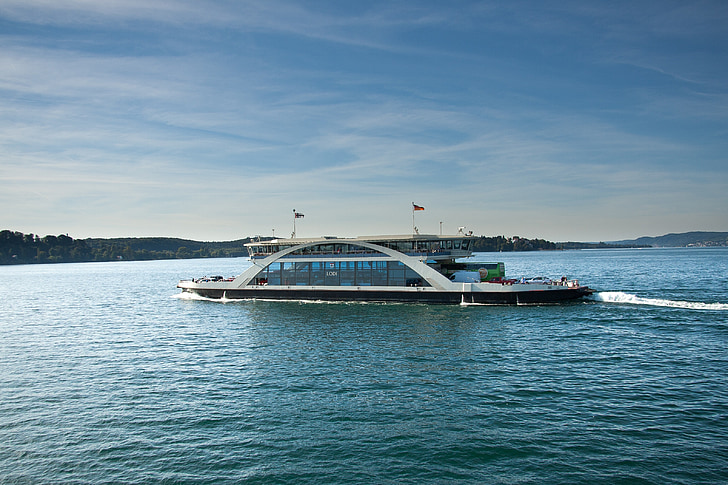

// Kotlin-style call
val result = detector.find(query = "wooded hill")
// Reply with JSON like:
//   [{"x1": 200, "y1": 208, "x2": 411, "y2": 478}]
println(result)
[
  {"x1": 0, "y1": 230, "x2": 258, "y2": 265},
  {"x1": 471, "y1": 235, "x2": 559, "y2": 251},
  {"x1": 609, "y1": 231, "x2": 728, "y2": 248}
]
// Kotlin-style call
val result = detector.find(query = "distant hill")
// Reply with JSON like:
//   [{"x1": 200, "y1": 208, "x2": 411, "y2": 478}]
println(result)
[
  {"x1": 609, "y1": 231, "x2": 728, "y2": 248},
  {"x1": 0, "y1": 230, "x2": 267, "y2": 264},
  {"x1": 84, "y1": 237, "x2": 253, "y2": 257},
  {"x1": 471, "y1": 236, "x2": 642, "y2": 251},
  {"x1": 3, "y1": 229, "x2": 726, "y2": 265}
]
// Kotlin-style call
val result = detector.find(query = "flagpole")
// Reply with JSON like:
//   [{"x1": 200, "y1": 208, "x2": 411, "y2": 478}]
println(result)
[
  {"x1": 292, "y1": 209, "x2": 304, "y2": 238},
  {"x1": 411, "y1": 202, "x2": 424, "y2": 234}
]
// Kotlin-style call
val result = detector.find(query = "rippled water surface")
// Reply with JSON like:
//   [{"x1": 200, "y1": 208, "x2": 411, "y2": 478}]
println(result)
[{"x1": 1, "y1": 248, "x2": 727, "y2": 484}]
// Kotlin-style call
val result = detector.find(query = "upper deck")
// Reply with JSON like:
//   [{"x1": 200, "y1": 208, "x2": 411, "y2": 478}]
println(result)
[{"x1": 245, "y1": 234, "x2": 475, "y2": 262}]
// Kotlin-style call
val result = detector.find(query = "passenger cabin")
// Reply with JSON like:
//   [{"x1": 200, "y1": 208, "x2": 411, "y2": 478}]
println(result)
[{"x1": 242, "y1": 234, "x2": 503, "y2": 287}]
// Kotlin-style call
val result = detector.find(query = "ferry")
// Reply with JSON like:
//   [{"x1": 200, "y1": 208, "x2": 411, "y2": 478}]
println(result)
[{"x1": 177, "y1": 233, "x2": 594, "y2": 304}]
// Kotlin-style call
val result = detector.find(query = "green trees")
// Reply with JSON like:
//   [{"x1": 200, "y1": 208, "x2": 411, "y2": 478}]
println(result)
[
  {"x1": 0, "y1": 230, "x2": 252, "y2": 265},
  {"x1": 0, "y1": 230, "x2": 95, "y2": 264},
  {"x1": 470, "y1": 235, "x2": 557, "y2": 252}
]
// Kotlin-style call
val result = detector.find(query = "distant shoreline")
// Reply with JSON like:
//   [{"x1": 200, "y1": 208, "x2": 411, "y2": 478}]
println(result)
[{"x1": 1, "y1": 230, "x2": 725, "y2": 265}]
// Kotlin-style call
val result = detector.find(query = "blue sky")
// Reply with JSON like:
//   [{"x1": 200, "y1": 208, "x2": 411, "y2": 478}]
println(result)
[{"x1": 1, "y1": 0, "x2": 726, "y2": 242}]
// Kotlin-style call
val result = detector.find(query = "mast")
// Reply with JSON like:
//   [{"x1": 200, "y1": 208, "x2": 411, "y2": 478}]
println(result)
[
  {"x1": 412, "y1": 202, "x2": 425, "y2": 234},
  {"x1": 292, "y1": 209, "x2": 304, "y2": 238}
]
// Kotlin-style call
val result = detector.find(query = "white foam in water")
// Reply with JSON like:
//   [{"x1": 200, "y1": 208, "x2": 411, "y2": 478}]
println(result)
[
  {"x1": 594, "y1": 291, "x2": 728, "y2": 311},
  {"x1": 172, "y1": 291, "x2": 218, "y2": 302}
]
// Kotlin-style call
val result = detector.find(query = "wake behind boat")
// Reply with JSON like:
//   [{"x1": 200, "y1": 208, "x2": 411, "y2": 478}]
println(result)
[{"x1": 177, "y1": 233, "x2": 594, "y2": 304}]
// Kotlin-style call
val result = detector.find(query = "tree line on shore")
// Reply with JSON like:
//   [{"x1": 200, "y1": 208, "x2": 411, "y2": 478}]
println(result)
[
  {"x1": 470, "y1": 236, "x2": 631, "y2": 251},
  {"x1": 0, "y1": 230, "x2": 252, "y2": 265},
  {"x1": 471, "y1": 235, "x2": 556, "y2": 252},
  {"x1": 0, "y1": 230, "x2": 633, "y2": 265}
]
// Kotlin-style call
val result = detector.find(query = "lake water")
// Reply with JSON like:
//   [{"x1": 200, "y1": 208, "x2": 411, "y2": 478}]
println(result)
[{"x1": 1, "y1": 248, "x2": 727, "y2": 484}]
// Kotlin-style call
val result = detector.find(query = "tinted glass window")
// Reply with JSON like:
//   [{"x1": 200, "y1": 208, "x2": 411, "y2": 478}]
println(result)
[
  {"x1": 282, "y1": 262, "x2": 295, "y2": 285},
  {"x1": 324, "y1": 261, "x2": 339, "y2": 285},
  {"x1": 266, "y1": 263, "x2": 281, "y2": 285},
  {"x1": 340, "y1": 261, "x2": 355, "y2": 286},
  {"x1": 295, "y1": 262, "x2": 310, "y2": 285},
  {"x1": 356, "y1": 261, "x2": 372, "y2": 286},
  {"x1": 372, "y1": 261, "x2": 388, "y2": 285},
  {"x1": 388, "y1": 261, "x2": 405, "y2": 286},
  {"x1": 311, "y1": 261, "x2": 325, "y2": 285}
]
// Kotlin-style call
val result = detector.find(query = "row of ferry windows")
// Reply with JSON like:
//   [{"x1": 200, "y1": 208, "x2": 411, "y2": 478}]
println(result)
[
  {"x1": 248, "y1": 239, "x2": 470, "y2": 256},
  {"x1": 377, "y1": 239, "x2": 470, "y2": 252},
  {"x1": 251, "y1": 261, "x2": 430, "y2": 287}
]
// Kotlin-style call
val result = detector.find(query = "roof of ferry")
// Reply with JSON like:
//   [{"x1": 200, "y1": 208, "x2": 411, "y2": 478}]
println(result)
[{"x1": 245, "y1": 233, "x2": 475, "y2": 246}]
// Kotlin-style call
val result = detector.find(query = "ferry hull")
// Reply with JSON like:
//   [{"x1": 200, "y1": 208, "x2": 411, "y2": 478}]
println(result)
[{"x1": 180, "y1": 285, "x2": 594, "y2": 305}]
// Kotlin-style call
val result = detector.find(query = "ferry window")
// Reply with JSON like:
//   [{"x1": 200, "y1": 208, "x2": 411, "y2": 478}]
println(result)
[
  {"x1": 295, "y1": 262, "x2": 310, "y2": 285},
  {"x1": 356, "y1": 261, "x2": 372, "y2": 286},
  {"x1": 387, "y1": 261, "x2": 406, "y2": 286},
  {"x1": 405, "y1": 266, "x2": 428, "y2": 287},
  {"x1": 445, "y1": 240, "x2": 452, "y2": 250},
  {"x1": 324, "y1": 261, "x2": 339, "y2": 285},
  {"x1": 265, "y1": 263, "x2": 281, "y2": 285},
  {"x1": 282, "y1": 262, "x2": 295, "y2": 285},
  {"x1": 340, "y1": 261, "x2": 355, "y2": 286},
  {"x1": 462, "y1": 240, "x2": 469, "y2": 250},
  {"x1": 454, "y1": 240, "x2": 461, "y2": 250},
  {"x1": 351, "y1": 244, "x2": 385, "y2": 256},
  {"x1": 372, "y1": 261, "x2": 388, "y2": 286},
  {"x1": 310, "y1": 262, "x2": 325, "y2": 285}
]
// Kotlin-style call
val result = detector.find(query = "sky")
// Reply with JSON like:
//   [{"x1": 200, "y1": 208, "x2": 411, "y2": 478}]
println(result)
[{"x1": 1, "y1": 0, "x2": 727, "y2": 242}]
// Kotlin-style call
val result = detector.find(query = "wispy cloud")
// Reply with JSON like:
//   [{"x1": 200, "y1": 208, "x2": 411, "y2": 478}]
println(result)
[{"x1": 0, "y1": 0, "x2": 726, "y2": 240}]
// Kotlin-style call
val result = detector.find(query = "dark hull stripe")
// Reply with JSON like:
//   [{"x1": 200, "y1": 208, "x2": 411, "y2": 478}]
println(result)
[{"x1": 183, "y1": 287, "x2": 593, "y2": 305}]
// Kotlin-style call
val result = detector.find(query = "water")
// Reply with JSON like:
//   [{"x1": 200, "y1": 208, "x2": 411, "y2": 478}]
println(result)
[{"x1": 1, "y1": 248, "x2": 727, "y2": 484}]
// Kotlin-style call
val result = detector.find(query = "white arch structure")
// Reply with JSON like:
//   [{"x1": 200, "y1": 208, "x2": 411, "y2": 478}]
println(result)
[{"x1": 231, "y1": 240, "x2": 453, "y2": 290}]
